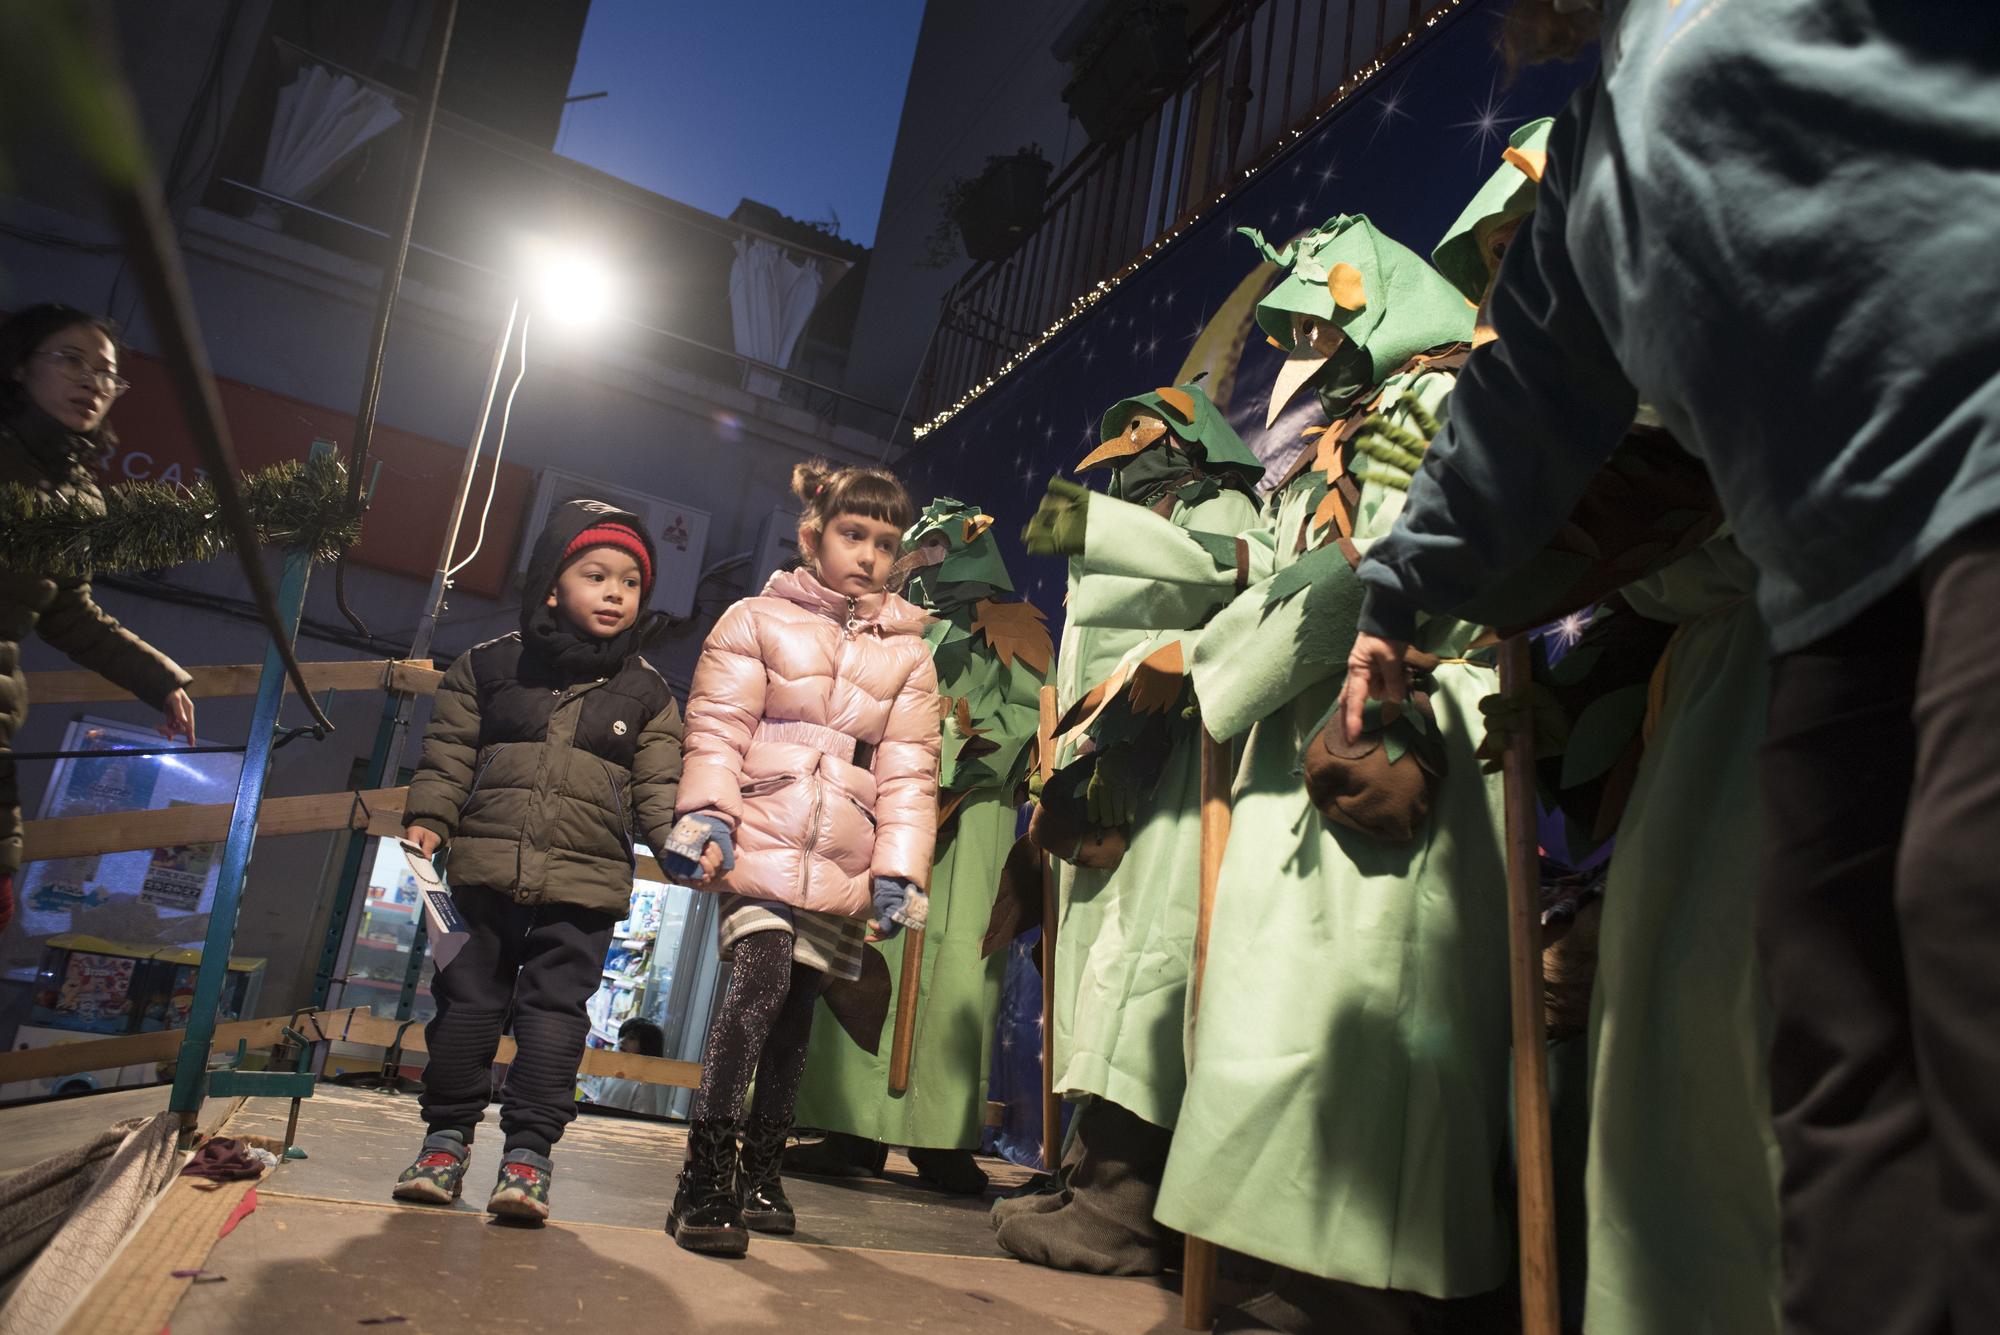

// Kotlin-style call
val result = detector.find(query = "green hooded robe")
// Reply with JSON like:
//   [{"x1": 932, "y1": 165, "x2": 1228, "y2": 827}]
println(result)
[
  {"x1": 1064, "y1": 219, "x2": 1516, "y2": 1297},
  {"x1": 1049, "y1": 384, "x2": 1262, "y2": 1131}
]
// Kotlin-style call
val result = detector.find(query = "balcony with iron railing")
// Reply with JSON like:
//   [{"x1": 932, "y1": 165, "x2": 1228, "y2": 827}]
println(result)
[{"x1": 914, "y1": 0, "x2": 1449, "y2": 434}]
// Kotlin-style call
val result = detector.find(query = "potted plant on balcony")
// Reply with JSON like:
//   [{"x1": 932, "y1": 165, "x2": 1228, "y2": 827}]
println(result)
[
  {"x1": 923, "y1": 146, "x2": 1054, "y2": 266},
  {"x1": 1061, "y1": 0, "x2": 1190, "y2": 144}
]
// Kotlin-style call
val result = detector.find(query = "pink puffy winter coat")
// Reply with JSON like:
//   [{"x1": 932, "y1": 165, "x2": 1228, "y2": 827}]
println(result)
[{"x1": 677, "y1": 567, "x2": 942, "y2": 917}]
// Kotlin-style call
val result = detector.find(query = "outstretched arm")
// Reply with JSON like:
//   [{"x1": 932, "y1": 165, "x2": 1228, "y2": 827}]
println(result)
[{"x1": 1356, "y1": 101, "x2": 1637, "y2": 643}]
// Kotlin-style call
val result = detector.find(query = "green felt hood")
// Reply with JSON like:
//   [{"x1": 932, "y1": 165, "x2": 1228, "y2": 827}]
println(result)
[
  {"x1": 1085, "y1": 381, "x2": 1264, "y2": 488},
  {"x1": 900, "y1": 495, "x2": 1013, "y2": 604},
  {"x1": 1432, "y1": 118, "x2": 1555, "y2": 303},
  {"x1": 1239, "y1": 214, "x2": 1473, "y2": 380}
]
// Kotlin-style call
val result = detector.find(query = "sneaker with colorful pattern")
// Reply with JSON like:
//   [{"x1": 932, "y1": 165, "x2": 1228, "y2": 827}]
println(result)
[
  {"x1": 487, "y1": 1148, "x2": 554, "y2": 1222},
  {"x1": 392, "y1": 1131, "x2": 470, "y2": 1205}
]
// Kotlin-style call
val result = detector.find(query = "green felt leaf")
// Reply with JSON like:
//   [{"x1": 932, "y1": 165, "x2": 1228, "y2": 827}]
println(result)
[
  {"x1": 1173, "y1": 475, "x2": 1222, "y2": 508},
  {"x1": 1350, "y1": 462, "x2": 1413, "y2": 493},
  {"x1": 1558, "y1": 683, "x2": 1649, "y2": 790},
  {"x1": 1187, "y1": 530, "x2": 1239, "y2": 574},
  {"x1": 1263, "y1": 543, "x2": 1350, "y2": 610},
  {"x1": 1405, "y1": 717, "x2": 1448, "y2": 777},
  {"x1": 1384, "y1": 727, "x2": 1409, "y2": 766},
  {"x1": 931, "y1": 633, "x2": 975, "y2": 686},
  {"x1": 1295, "y1": 550, "x2": 1366, "y2": 667}
]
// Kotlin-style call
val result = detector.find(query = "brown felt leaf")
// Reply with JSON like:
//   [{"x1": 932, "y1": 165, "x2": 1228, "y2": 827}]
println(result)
[
  {"x1": 1313, "y1": 486, "x2": 1353, "y2": 538},
  {"x1": 1127, "y1": 640, "x2": 1186, "y2": 714},
  {"x1": 938, "y1": 787, "x2": 973, "y2": 830},
  {"x1": 1155, "y1": 386, "x2": 1197, "y2": 422},
  {"x1": 1328, "y1": 262, "x2": 1367, "y2": 311},
  {"x1": 973, "y1": 598, "x2": 1053, "y2": 675},
  {"x1": 952, "y1": 695, "x2": 995, "y2": 751},
  {"x1": 1314, "y1": 431, "x2": 1349, "y2": 485},
  {"x1": 1503, "y1": 145, "x2": 1548, "y2": 182}
]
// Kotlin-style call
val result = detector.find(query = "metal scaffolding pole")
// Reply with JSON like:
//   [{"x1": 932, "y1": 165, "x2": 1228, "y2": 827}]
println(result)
[{"x1": 167, "y1": 536, "x2": 315, "y2": 1142}]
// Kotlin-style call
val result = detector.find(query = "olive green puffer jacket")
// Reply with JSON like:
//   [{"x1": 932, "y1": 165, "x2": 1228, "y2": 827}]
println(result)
[
  {"x1": 2, "y1": 408, "x2": 191, "y2": 875},
  {"x1": 403, "y1": 637, "x2": 685, "y2": 915},
  {"x1": 403, "y1": 499, "x2": 685, "y2": 915}
]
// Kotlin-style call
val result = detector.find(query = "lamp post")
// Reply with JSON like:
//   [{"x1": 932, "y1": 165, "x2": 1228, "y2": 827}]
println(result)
[{"x1": 309, "y1": 247, "x2": 617, "y2": 1020}]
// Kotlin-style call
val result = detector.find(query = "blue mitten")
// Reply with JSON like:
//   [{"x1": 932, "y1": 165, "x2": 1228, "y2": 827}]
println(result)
[
  {"x1": 870, "y1": 876, "x2": 928, "y2": 940},
  {"x1": 663, "y1": 813, "x2": 735, "y2": 883}
]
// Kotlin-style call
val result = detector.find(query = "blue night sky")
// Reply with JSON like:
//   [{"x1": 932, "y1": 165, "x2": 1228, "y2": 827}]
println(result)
[{"x1": 558, "y1": 0, "x2": 926, "y2": 247}]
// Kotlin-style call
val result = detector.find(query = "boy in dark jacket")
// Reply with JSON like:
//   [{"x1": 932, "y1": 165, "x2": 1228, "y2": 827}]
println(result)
[{"x1": 392, "y1": 499, "x2": 685, "y2": 1222}]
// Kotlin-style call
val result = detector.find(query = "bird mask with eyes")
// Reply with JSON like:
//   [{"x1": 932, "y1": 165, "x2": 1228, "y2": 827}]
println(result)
[{"x1": 1239, "y1": 213, "x2": 1473, "y2": 426}]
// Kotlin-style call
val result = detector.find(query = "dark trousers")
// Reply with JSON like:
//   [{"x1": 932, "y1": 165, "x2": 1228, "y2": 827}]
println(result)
[
  {"x1": 1760, "y1": 518, "x2": 2000, "y2": 1335},
  {"x1": 419, "y1": 886, "x2": 618, "y2": 1157}
]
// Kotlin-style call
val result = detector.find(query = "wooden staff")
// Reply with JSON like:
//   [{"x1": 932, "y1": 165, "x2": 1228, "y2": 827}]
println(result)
[
  {"x1": 1039, "y1": 685, "x2": 1062, "y2": 1174},
  {"x1": 1182, "y1": 727, "x2": 1232, "y2": 1330},
  {"x1": 1499, "y1": 635, "x2": 1561, "y2": 1335},
  {"x1": 888, "y1": 927, "x2": 924, "y2": 1094}
]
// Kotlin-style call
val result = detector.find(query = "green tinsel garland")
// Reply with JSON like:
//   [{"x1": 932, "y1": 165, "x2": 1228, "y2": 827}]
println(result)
[{"x1": 0, "y1": 452, "x2": 363, "y2": 578}]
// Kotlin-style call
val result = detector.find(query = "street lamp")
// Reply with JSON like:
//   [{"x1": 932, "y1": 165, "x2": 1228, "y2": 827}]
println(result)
[
  {"x1": 408, "y1": 242, "x2": 619, "y2": 657},
  {"x1": 530, "y1": 246, "x2": 616, "y2": 330}
]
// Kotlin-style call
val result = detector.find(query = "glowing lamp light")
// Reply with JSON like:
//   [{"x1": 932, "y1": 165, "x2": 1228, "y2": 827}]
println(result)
[{"x1": 530, "y1": 246, "x2": 616, "y2": 328}]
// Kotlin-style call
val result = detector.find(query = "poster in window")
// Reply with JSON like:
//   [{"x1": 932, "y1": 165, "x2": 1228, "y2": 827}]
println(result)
[
  {"x1": 140, "y1": 805, "x2": 218, "y2": 912},
  {"x1": 10, "y1": 717, "x2": 241, "y2": 981}
]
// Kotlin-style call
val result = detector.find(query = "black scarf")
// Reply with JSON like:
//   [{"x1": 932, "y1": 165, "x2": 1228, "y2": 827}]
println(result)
[
  {"x1": 519, "y1": 600, "x2": 654, "y2": 684},
  {"x1": 1110, "y1": 444, "x2": 1202, "y2": 507},
  {"x1": 6, "y1": 404, "x2": 102, "y2": 484}
]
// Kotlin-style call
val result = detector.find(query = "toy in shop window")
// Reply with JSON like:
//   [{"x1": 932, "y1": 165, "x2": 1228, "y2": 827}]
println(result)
[{"x1": 29, "y1": 934, "x2": 265, "y2": 1036}]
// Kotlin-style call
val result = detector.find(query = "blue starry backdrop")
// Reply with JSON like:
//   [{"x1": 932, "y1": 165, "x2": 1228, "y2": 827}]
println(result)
[{"x1": 902, "y1": 0, "x2": 1592, "y2": 633}]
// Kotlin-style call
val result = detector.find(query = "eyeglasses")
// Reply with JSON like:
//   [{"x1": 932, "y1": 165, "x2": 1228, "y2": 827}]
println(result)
[{"x1": 35, "y1": 349, "x2": 131, "y2": 398}]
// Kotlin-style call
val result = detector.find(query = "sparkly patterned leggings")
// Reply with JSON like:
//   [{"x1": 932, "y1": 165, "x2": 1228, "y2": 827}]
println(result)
[{"x1": 690, "y1": 929, "x2": 825, "y2": 1124}]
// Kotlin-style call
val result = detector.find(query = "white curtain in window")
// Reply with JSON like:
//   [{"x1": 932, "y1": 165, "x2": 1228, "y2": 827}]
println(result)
[
  {"x1": 728, "y1": 238, "x2": 824, "y2": 400},
  {"x1": 253, "y1": 66, "x2": 403, "y2": 226}
]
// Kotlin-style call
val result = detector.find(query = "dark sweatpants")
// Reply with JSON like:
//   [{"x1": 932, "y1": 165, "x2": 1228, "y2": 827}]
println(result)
[
  {"x1": 1759, "y1": 517, "x2": 2000, "y2": 1335},
  {"x1": 419, "y1": 886, "x2": 618, "y2": 1157}
]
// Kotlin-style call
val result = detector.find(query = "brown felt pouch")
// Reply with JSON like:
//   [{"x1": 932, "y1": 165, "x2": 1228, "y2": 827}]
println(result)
[
  {"x1": 1026, "y1": 800, "x2": 1128, "y2": 871},
  {"x1": 1301, "y1": 688, "x2": 1442, "y2": 843}
]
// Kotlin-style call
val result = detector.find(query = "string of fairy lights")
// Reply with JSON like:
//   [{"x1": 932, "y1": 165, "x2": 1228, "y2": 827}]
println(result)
[{"x1": 912, "y1": 0, "x2": 1469, "y2": 441}]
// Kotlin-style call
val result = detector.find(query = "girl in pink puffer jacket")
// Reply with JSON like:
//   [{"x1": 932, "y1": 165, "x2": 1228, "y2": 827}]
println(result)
[{"x1": 663, "y1": 459, "x2": 941, "y2": 1257}]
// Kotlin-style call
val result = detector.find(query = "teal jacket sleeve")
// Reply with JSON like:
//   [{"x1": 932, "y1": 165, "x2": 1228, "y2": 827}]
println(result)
[{"x1": 1356, "y1": 98, "x2": 1638, "y2": 641}]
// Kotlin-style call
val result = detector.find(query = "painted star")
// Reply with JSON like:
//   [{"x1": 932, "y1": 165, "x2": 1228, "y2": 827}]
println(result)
[
  {"x1": 1451, "y1": 75, "x2": 1518, "y2": 155},
  {"x1": 1550, "y1": 607, "x2": 1596, "y2": 651},
  {"x1": 1367, "y1": 79, "x2": 1412, "y2": 147}
]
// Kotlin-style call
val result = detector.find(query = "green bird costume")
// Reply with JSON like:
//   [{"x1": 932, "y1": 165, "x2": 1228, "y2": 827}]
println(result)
[
  {"x1": 997, "y1": 381, "x2": 1260, "y2": 1276},
  {"x1": 1577, "y1": 537, "x2": 1780, "y2": 1335},
  {"x1": 1047, "y1": 385, "x2": 1262, "y2": 1130},
  {"x1": 1430, "y1": 126, "x2": 1782, "y2": 1335},
  {"x1": 1050, "y1": 216, "x2": 1518, "y2": 1301},
  {"x1": 791, "y1": 500, "x2": 1051, "y2": 1162}
]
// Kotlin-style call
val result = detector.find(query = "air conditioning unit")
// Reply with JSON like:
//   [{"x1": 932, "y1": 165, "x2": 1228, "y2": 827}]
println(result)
[
  {"x1": 750, "y1": 506, "x2": 801, "y2": 589},
  {"x1": 517, "y1": 468, "x2": 712, "y2": 618}
]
